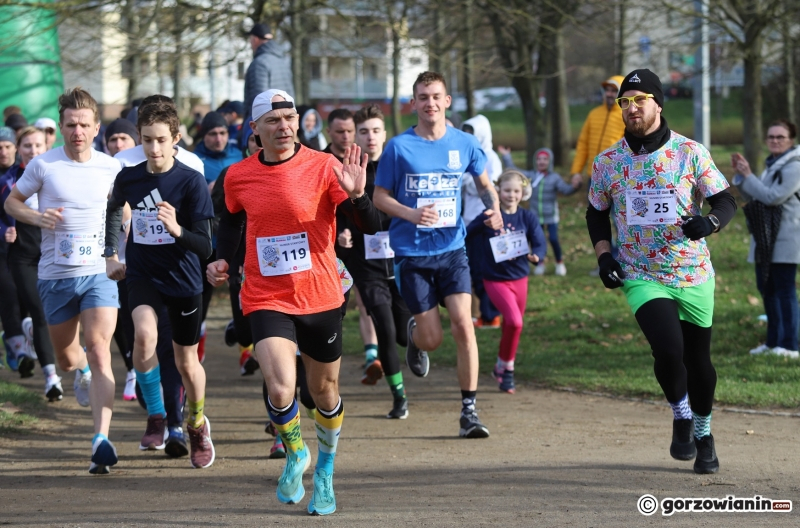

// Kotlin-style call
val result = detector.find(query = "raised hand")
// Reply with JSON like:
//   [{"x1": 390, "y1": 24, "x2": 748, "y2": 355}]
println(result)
[{"x1": 333, "y1": 144, "x2": 368, "y2": 199}]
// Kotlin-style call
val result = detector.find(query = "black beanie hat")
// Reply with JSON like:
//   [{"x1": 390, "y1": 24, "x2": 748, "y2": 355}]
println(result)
[
  {"x1": 105, "y1": 118, "x2": 139, "y2": 144},
  {"x1": 618, "y1": 69, "x2": 664, "y2": 108},
  {"x1": 200, "y1": 111, "x2": 228, "y2": 137},
  {"x1": 5, "y1": 113, "x2": 28, "y2": 131}
]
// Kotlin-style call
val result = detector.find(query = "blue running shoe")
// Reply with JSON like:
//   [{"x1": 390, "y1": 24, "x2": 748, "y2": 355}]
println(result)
[
  {"x1": 307, "y1": 467, "x2": 336, "y2": 516},
  {"x1": 89, "y1": 437, "x2": 118, "y2": 475},
  {"x1": 2, "y1": 332, "x2": 19, "y2": 371},
  {"x1": 165, "y1": 426, "x2": 189, "y2": 458},
  {"x1": 276, "y1": 444, "x2": 310, "y2": 504}
]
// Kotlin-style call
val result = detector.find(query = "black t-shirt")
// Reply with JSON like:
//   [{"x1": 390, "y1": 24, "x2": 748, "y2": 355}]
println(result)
[{"x1": 109, "y1": 159, "x2": 214, "y2": 296}]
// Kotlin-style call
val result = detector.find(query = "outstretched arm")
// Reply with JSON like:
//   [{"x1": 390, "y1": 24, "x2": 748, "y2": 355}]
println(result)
[{"x1": 473, "y1": 170, "x2": 503, "y2": 230}]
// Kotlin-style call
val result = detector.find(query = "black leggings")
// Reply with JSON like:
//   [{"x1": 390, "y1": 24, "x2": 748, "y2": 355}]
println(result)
[
  {"x1": 0, "y1": 251, "x2": 23, "y2": 337},
  {"x1": 368, "y1": 299, "x2": 411, "y2": 378},
  {"x1": 634, "y1": 298, "x2": 717, "y2": 416},
  {"x1": 8, "y1": 258, "x2": 54, "y2": 368},
  {"x1": 114, "y1": 281, "x2": 134, "y2": 371},
  {"x1": 227, "y1": 244, "x2": 252, "y2": 347}
]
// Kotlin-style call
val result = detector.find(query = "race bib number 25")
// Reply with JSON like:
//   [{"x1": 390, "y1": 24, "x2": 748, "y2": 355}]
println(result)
[{"x1": 626, "y1": 189, "x2": 678, "y2": 226}]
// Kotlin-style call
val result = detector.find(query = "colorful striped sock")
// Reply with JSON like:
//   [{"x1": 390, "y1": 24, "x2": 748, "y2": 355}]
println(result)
[
  {"x1": 135, "y1": 366, "x2": 166, "y2": 417},
  {"x1": 693, "y1": 411, "x2": 712, "y2": 439},
  {"x1": 268, "y1": 398, "x2": 304, "y2": 455},
  {"x1": 385, "y1": 372, "x2": 406, "y2": 400},
  {"x1": 187, "y1": 397, "x2": 205, "y2": 429},
  {"x1": 668, "y1": 393, "x2": 693, "y2": 420},
  {"x1": 315, "y1": 398, "x2": 343, "y2": 474}
]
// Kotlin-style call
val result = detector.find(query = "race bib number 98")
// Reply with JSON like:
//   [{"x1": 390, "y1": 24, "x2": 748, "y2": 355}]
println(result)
[
  {"x1": 54, "y1": 232, "x2": 98, "y2": 266},
  {"x1": 625, "y1": 189, "x2": 678, "y2": 226},
  {"x1": 256, "y1": 232, "x2": 312, "y2": 276},
  {"x1": 416, "y1": 197, "x2": 457, "y2": 229}
]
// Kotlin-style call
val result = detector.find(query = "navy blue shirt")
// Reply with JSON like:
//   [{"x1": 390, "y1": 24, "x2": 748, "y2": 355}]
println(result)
[
  {"x1": 466, "y1": 208, "x2": 547, "y2": 282},
  {"x1": 109, "y1": 160, "x2": 213, "y2": 296}
]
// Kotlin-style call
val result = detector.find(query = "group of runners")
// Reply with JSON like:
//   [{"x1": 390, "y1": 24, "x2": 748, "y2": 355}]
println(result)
[{"x1": 0, "y1": 66, "x2": 736, "y2": 514}]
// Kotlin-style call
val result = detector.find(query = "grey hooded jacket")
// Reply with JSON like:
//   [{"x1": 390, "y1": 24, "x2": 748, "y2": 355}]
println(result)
[
  {"x1": 461, "y1": 115, "x2": 503, "y2": 224},
  {"x1": 735, "y1": 145, "x2": 800, "y2": 264},
  {"x1": 244, "y1": 40, "x2": 295, "y2": 119}
]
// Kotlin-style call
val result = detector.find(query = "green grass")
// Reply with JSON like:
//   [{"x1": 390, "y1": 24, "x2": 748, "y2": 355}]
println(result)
[
  {"x1": 0, "y1": 378, "x2": 42, "y2": 432},
  {"x1": 343, "y1": 145, "x2": 800, "y2": 409}
]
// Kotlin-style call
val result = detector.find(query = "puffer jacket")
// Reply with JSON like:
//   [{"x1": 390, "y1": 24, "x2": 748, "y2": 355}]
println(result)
[
  {"x1": 570, "y1": 103, "x2": 625, "y2": 175},
  {"x1": 244, "y1": 40, "x2": 295, "y2": 120},
  {"x1": 736, "y1": 145, "x2": 800, "y2": 264}
]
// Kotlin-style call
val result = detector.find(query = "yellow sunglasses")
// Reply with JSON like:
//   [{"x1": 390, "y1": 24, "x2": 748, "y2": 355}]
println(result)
[{"x1": 615, "y1": 94, "x2": 654, "y2": 109}]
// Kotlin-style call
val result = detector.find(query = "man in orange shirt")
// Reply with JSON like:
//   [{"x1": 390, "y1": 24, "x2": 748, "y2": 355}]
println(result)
[{"x1": 207, "y1": 89, "x2": 381, "y2": 515}]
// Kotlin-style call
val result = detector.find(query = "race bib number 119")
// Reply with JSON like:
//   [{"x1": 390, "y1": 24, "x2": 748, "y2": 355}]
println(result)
[{"x1": 256, "y1": 232, "x2": 312, "y2": 276}]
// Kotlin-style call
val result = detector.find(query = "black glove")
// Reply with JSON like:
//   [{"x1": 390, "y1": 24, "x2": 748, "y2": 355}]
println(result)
[
  {"x1": 680, "y1": 215, "x2": 714, "y2": 240},
  {"x1": 597, "y1": 252, "x2": 626, "y2": 289}
]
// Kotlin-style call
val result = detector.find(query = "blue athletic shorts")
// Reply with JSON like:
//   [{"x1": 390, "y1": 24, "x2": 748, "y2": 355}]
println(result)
[
  {"x1": 37, "y1": 273, "x2": 120, "y2": 326},
  {"x1": 394, "y1": 248, "x2": 472, "y2": 315}
]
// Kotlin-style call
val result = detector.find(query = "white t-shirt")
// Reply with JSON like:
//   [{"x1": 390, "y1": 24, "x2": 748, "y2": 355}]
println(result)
[
  {"x1": 114, "y1": 145, "x2": 205, "y2": 176},
  {"x1": 15, "y1": 147, "x2": 121, "y2": 280}
]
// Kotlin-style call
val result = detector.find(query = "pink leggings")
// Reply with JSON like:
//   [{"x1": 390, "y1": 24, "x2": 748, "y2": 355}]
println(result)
[{"x1": 483, "y1": 277, "x2": 528, "y2": 363}]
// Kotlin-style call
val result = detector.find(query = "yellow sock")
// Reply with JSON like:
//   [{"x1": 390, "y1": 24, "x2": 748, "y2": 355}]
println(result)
[
  {"x1": 269, "y1": 400, "x2": 305, "y2": 455},
  {"x1": 188, "y1": 397, "x2": 205, "y2": 429}
]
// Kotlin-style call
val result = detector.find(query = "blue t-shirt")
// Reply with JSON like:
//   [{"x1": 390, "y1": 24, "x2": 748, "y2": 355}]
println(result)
[
  {"x1": 109, "y1": 160, "x2": 214, "y2": 296},
  {"x1": 466, "y1": 208, "x2": 547, "y2": 282},
  {"x1": 375, "y1": 126, "x2": 487, "y2": 257}
]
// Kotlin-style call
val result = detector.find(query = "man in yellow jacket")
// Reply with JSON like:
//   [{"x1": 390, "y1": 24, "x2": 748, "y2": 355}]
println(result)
[{"x1": 570, "y1": 75, "x2": 625, "y2": 178}]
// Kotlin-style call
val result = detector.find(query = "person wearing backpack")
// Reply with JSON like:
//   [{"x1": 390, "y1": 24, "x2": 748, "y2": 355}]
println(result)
[{"x1": 733, "y1": 119, "x2": 800, "y2": 359}]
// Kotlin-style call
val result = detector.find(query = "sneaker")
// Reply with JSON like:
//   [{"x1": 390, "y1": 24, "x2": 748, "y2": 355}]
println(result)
[
  {"x1": 89, "y1": 436, "x2": 118, "y2": 475},
  {"x1": 139, "y1": 414, "x2": 168, "y2": 450},
  {"x1": 21, "y1": 317, "x2": 36, "y2": 360},
  {"x1": 239, "y1": 345, "x2": 259, "y2": 375},
  {"x1": 555, "y1": 262, "x2": 567, "y2": 276},
  {"x1": 361, "y1": 358, "x2": 383, "y2": 385},
  {"x1": 73, "y1": 369, "x2": 92, "y2": 407},
  {"x1": 693, "y1": 434, "x2": 719, "y2": 474},
  {"x1": 669, "y1": 418, "x2": 696, "y2": 460},
  {"x1": 770, "y1": 346, "x2": 800, "y2": 359},
  {"x1": 187, "y1": 417, "x2": 215, "y2": 469},
  {"x1": 307, "y1": 467, "x2": 336, "y2": 516},
  {"x1": 533, "y1": 262, "x2": 546, "y2": 276},
  {"x1": 386, "y1": 397, "x2": 408, "y2": 419},
  {"x1": 459, "y1": 410, "x2": 490, "y2": 438},
  {"x1": 749, "y1": 343, "x2": 771, "y2": 355},
  {"x1": 269, "y1": 435, "x2": 287, "y2": 459},
  {"x1": 123, "y1": 370, "x2": 137, "y2": 401},
  {"x1": 474, "y1": 316, "x2": 501, "y2": 329},
  {"x1": 2, "y1": 332, "x2": 18, "y2": 371},
  {"x1": 405, "y1": 318, "x2": 429, "y2": 378},
  {"x1": 498, "y1": 369, "x2": 516, "y2": 394},
  {"x1": 17, "y1": 353, "x2": 35, "y2": 379},
  {"x1": 165, "y1": 426, "x2": 189, "y2": 458},
  {"x1": 45, "y1": 375, "x2": 63, "y2": 402},
  {"x1": 224, "y1": 318, "x2": 237, "y2": 347},
  {"x1": 276, "y1": 444, "x2": 310, "y2": 504}
]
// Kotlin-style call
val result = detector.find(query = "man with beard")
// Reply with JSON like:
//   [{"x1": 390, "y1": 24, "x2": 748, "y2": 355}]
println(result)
[{"x1": 585, "y1": 69, "x2": 736, "y2": 475}]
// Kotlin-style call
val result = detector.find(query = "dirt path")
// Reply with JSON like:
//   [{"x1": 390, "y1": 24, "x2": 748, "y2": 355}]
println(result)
[{"x1": 1, "y1": 324, "x2": 798, "y2": 527}]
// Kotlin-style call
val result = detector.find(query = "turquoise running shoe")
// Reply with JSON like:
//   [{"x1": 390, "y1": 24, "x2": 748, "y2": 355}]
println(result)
[
  {"x1": 308, "y1": 467, "x2": 336, "y2": 515},
  {"x1": 276, "y1": 444, "x2": 310, "y2": 504}
]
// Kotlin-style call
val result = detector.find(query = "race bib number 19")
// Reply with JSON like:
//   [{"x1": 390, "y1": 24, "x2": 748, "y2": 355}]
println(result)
[
  {"x1": 626, "y1": 189, "x2": 678, "y2": 226},
  {"x1": 256, "y1": 232, "x2": 312, "y2": 276},
  {"x1": 416, "y1": 197, "x2": 457, "y2": 229},
  {"x1": 54, "y1": 232, "x2": 98, "y2": 266},
  {"x1": 132, "y1": 210, "x2": 175, "y2": 245}
]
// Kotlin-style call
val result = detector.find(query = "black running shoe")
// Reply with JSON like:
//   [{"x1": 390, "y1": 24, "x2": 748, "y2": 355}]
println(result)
[
  {"x1": 224, "y1": 319, "x2": 237, "y2": 347},
  {"x1": 386, "y1": 398, "x2": 408, "y2": 419},
  {"x1": 18, "y1": 355, "x2": 35, "y2": 379},
  {"x1": 670, "y1": 418, "x2": 696, "y2": 460},
  {"x1": 693, "y1": 434, "x2": 719, "y2": 474},
  {"x1": 405, "y1": 318, "x2": 429, "y2": 377},
  {"x1": 459, "y1": 410, "x2": 490, "y2": 438}
]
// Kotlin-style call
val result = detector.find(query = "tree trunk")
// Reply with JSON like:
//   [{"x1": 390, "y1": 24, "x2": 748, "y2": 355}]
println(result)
[
  {"x1": 783, "y1": 16, "x2": 795, "y2": 126},
  {"x1": 391, "y1": 25, "x2": 402, "y2": 136},
  {"x1": 463, "y1": 0, "x2": 475, "y2": 118},
  {"x1": 742, "y1": 38, "x2": 763, "y2": 173},
  {"x1": 512, "y1": 75, "x2": 544, "y2": 169},
  {"x1": 550, "y1": 27, "x2": 570, "y2": 167},
  {"x1": 615, "y1": 0, "x2": 626, "y2": 74},
  {"x1": 430, "y1": 7, "x2": 443, "y2": 73},
  {"x1": 173, "y1": 28, "x2": 183, "y2": 116}
]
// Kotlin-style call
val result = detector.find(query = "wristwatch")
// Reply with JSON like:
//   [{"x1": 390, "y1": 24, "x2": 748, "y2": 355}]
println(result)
[
  {"x1": 707, "y1": 214, "x2": 720, "y2": 233},
  {"x1": 102, "y1": 246, "x2": 118, "y2": 259}
]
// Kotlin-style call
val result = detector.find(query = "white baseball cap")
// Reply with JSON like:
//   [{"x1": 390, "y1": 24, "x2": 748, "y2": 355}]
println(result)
[
  {"x1": 34, "y1": 117, "x2": 57, "y2": 130},
  {"x1": 251, "y1": 89, "x2": 295, "y2": 122}
]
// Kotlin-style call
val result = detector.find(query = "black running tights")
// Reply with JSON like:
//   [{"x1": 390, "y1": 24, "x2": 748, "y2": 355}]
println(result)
[
  {"x1": 0, "y1": 251, "x2": 22, "y2": 337},
  {"x1": 634, "y1": 298, "x2": 716, "y2": 416},
  {"x1": 8, "y1": 259, "x2": 54, "y2": 368},
  {"x1": 369, "y1": 300, "x2": 411, "y2": 378}
]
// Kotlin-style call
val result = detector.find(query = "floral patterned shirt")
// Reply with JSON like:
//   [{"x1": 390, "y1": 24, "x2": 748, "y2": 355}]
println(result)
[{"x1": 588, "y1": 131, "x2": 729, "y2": 288}]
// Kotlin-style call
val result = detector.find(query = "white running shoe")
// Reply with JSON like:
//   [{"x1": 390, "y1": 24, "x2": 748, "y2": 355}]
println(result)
[
  {"x1": 21, "y1": 317, "x2": 37, "y2": 360},
  {"x1": 533, "y1": 263, "x2": 546, "y2": 276},
  {"x1": 749, "y1": 343, "x2": 771, "y2": 355},
  {"x1": 555, "y1": 262, "x2": 567, "y2": 276},
  {"x1": 74, "y1": 369, "x2": 92, "y2": 407},
  {"x1": 45, "y1": 375, "x2": 63, "y2": 402},
  {"x1": 770, "y1": 347, "x2": 800, "y2": 359},
  {"x1": 123, "y1": 370, "x2": 137, "y2": 401}
]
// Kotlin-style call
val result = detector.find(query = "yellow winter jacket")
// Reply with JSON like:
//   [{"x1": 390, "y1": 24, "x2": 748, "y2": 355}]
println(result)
[{"x1": 570, "y1": 103, "x2": 625, "y2": 175}]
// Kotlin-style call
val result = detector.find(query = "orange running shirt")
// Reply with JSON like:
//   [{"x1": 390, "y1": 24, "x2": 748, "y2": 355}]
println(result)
[{"x1": 224, "y1": 146, "x2": 348, "y2": 315}]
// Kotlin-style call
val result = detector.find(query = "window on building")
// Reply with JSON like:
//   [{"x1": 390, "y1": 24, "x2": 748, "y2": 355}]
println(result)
[
  {"x1": 237, "y1": 61, "x2": 245, "y2": 80},
  {"x1": 309, "y1": 59, "x2": 321, "y2": 80}
]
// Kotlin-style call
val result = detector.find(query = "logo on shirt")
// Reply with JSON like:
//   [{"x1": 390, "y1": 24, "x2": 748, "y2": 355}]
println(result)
[
  {"x1": 447, "y1": 150, "x2": 462, "y2": 170},
  {"x1": 404, "y1": 173, "x2": 462, "y2": 193},
  {"x1": 629, "y1": 73, "x2": 641, "y2": 83},
  {"x1": 137, "y1": 188, "x2": 164, "y2": 210}
]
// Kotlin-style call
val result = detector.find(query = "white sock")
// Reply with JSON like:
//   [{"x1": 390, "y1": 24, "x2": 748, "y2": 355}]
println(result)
[{"x1": 43, "y1": 364, "x2": 56, "y2": 377}]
